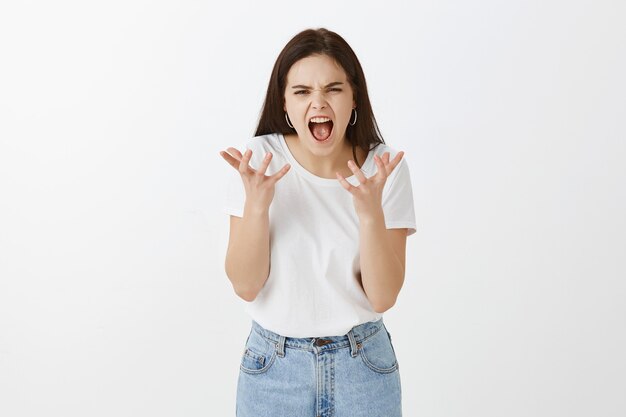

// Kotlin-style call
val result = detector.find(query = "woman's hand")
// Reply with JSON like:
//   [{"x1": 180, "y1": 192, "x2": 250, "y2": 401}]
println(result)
[
  {"x1": 336, "y1": 151, "x2": 404, "y2": 222},
  {"x1": 220, "y1": 147, "x2": 291, "y2": 212}
]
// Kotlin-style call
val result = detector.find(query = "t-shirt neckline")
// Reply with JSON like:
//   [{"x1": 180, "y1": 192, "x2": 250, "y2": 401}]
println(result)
[{"x1": 277, "y1": 133, "x2": 374, "y2": 186}]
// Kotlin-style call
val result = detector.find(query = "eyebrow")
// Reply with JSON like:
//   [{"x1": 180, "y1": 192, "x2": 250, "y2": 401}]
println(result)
[{"x1": 291, "y1": 82, "x2": 344, "y2": 89}]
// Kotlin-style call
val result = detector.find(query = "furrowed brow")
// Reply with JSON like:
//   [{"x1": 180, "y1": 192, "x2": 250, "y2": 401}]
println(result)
[{"x1": 291, "y1": 82, "x2": 344, "y2": 89}]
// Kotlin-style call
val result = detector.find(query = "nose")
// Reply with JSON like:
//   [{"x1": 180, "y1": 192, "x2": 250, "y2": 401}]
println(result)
[
  {"x1": 311, "y1": 89, "x2": 327, "y2": 110},
  {"x1": 312, "y1": 101, "x2": 326, "y2": 110}
]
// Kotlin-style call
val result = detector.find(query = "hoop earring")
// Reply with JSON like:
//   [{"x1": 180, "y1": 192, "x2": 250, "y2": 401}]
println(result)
[
  {"x1": 285, "y1": 112, "x2": 294, "y2": 129},
  {"x1": 349, "y1": 108, "x2": 357, "y2": 126}
]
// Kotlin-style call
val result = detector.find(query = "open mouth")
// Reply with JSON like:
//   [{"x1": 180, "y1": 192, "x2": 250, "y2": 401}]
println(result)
[{"x1": 308, "y1": 116, "x2": 334, "y2": 142}]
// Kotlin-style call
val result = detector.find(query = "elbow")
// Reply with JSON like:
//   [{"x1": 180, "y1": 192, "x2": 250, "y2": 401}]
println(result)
[
  {"x1": 373, "y1": 304, "x2": 391, "y2": 314},
  {"x1": 372, "y1": 305, "x2": 385, "y2": 314},
  {"x1": 228, "y1": 275, "x2": 260, "y2": 302},
  {"x1": 235, "y1": 286, "x2": 259, "y2": 302},
  {"x1": 225, "y1": 265, "x2": 259, "y2": 302},
  {"x1": 372, "y1": 287, "x2": 401, "y2": 313},
  {"x1": 370, "y1": 286, "x2": 402, "y2": 313},
  {"x1": 372, "y1": 298, "x2": 396, "y2": 314}
]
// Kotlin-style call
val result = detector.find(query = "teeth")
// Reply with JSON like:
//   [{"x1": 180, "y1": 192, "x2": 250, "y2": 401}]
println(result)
[{"x1": 309, "y1": 117, "x2": 331, "y2": 123}]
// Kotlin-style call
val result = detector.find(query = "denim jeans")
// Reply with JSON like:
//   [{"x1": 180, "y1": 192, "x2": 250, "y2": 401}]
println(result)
[{"x1": 236, "y1": 317, "x2": 402, "y2": 417}]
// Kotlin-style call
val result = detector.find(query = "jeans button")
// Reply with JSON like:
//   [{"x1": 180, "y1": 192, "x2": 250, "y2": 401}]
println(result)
[{"x1": 314, "y1": 338, "x2": 332, "y2": 346}]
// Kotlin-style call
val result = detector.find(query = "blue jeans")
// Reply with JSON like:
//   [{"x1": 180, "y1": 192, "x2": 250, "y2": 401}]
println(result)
[{"x1": 236, "y1": 317, "x2": 402, "y2": 416}]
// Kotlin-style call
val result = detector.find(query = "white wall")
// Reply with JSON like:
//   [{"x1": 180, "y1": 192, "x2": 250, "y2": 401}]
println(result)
[{"x1": 1, "y1": 0, "x2": 624, "y2": 416}]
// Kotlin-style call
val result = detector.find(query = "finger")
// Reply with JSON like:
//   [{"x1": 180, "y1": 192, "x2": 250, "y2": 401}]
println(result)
[
  {"x1": 382, "y1": 152, "x2": 390, "y2": 165},
  {"x1": 220, "y1": 151, "x2": 243, "y2": 170},
  {"x1": 347, "y1": 160, "x2": 367, "y2": 184},
  {"x1": 269, "y1": 163, "x2": 291, "y2": 183},
  {"x1": 226, "y1": 147, "x2": 243, "y2": 160},
  {"x1": 387, "y1": 151, "x2": 405, "y2": 174},
  {"x1": 239, "y1": 149, "x2": 254, "y2": 175},
  {"x1": 373, "y1": 154, "x2": 388, "y2": 179},
  {"x1": 336, "y1": 172, "x2": 356, "y2": 192},
  {"x1": 257, "y1": 152, "x2": 273, "y2": 176}
]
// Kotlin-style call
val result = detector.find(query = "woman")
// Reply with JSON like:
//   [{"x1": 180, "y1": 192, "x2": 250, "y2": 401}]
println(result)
[{"x1": 220, "y1": 28, "x2": 416, "y2": 417}]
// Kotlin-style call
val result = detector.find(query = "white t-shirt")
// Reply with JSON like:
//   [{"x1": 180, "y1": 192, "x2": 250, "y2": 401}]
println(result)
[{"x1": 223, "y1": 133, "x2": 416, "y2": 337}]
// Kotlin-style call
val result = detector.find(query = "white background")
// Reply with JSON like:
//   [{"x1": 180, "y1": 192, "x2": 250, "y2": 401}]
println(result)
[{"x1": 1, "y1": 1, "x2": 625, "y2": 416}]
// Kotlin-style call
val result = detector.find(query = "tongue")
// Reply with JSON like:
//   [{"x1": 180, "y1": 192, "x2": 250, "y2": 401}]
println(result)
[{"x1": 310, "y1": 121, "x2": 333, "y2": 141}]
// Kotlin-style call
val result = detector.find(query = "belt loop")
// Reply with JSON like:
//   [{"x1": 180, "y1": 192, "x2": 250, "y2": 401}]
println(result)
[
  {"x1": 276, "y1": 335, "x2": 286, "y2": 357},
  {"x1": 347, "y1": 329, "x2": 358, "y2": 357}
]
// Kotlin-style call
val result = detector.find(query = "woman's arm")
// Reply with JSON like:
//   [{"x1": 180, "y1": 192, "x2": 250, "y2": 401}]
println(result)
[
  {"x1": 336, "y1": 151, "x2": 410, "y2": 313},
  {"x1": 221, "y1": 148, "x2": 290, "y2": 302},
  {"x1": 359, "y1": 209, "x2": 407, "y2": 312},
  {"x1": 225, "y1": 204, "x2": 271, "y2": 302}
]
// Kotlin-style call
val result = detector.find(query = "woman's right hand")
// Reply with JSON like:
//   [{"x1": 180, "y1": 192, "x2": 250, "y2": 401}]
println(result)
[{"x1": 219, "y1": 147, "x2": 291, "y2": 212}]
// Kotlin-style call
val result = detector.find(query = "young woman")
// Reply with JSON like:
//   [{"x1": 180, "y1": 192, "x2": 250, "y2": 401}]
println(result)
[{"x1": 220, "y1": 28, "x2": 416, "y2": 417}]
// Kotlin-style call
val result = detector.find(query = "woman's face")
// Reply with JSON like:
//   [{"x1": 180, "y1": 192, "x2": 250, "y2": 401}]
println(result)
[{"x1": 283, "y1": 54, "x2": 355, "y2": 156}]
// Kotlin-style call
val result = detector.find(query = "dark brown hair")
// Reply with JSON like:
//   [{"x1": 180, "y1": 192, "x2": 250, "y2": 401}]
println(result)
[{"x1": 254, "y1": 28, "x2": 384, "y2": 167}]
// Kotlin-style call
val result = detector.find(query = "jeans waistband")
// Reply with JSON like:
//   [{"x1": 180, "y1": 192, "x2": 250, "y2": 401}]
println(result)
[{"x1": 250, "y1": 317, "x2": 385, "y2": 352}]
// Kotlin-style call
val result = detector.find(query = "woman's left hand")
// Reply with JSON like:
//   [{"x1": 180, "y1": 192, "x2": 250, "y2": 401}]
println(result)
[{"x1": 336, "y1": 151, "x2": 404, "y2": 222}]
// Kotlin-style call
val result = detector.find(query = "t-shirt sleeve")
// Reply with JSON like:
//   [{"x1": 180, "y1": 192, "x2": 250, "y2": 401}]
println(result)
[
  {"x1": 381, "y1": 157, "x2": 417, "y2": 236},
  {"x1": 222, "y1": 143, "x2": 247, "y2": 218}
]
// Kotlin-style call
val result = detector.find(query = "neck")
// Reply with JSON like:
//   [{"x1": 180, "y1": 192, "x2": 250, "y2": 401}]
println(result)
[{"x1": 284, "y1": 133, "x2": 367, "y2": 179}]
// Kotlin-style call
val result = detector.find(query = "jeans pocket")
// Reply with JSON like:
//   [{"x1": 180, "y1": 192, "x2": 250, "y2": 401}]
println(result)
[
  {"x1": 358, "y1": 325, "x2": 399, "y2": 374},
  {"x1": 239, "y1": 329, "x2": 277, "y2": 375}
]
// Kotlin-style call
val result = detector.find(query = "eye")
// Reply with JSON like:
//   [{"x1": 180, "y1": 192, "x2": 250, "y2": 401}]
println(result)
[
  {"x1": 328, "y1": 88, "x2": 342, "y2": 92},
  {"x1": 295, "y1": 90, "x2": 309, "y2": 95}
]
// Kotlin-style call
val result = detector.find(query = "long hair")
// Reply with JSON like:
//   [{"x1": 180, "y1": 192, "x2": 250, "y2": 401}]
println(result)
[{"x1": 254, "y1": 28, "x2": 384, "y2": 167}]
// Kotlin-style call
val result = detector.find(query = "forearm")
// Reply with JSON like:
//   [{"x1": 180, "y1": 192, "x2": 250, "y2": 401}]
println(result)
[
  {"x1": 225, "y1": 203, "x2": 271, "y2": 301},
  {"x1": 359, "y1": 209, "x2": 404, "y2": 312}
]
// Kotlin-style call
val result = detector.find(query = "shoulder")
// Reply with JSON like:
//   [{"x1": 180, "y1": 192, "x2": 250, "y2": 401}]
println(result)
[
  {"x1": 238, "y1": 132, "x2": 283, "y2": 155},
  {"x1": 369, "y1": 143, "x2": 404, "y2": 161},
  {"x1": 234, "y1": 133, "x2": 285, "y2": 169},
  {"x1": 368, "y1": 142, "x2": 411, "y2": 177}
]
